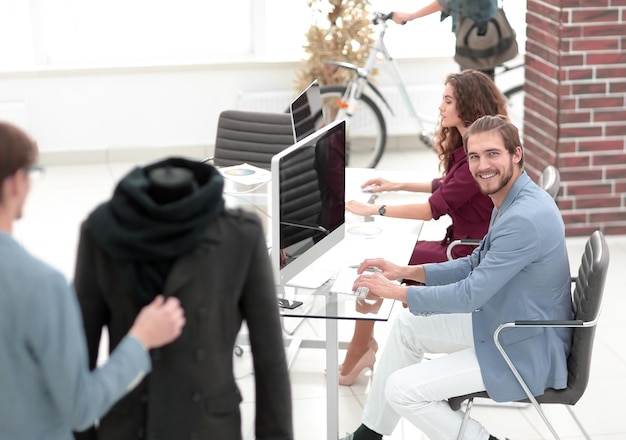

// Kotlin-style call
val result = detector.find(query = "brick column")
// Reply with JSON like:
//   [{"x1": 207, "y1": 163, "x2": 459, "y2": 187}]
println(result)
[{"x1": 524, "y1": 0, "x2": 626, "y2": 236}]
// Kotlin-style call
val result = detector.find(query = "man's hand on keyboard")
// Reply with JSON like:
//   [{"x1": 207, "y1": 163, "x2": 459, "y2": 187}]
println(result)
[
  {"x1": 352, "y1": 271, "x2": 408, "y2": 303},
  {"x1": 351, "y1": 260, "x2": 409, "y2": 303},
  {"x1": 353, "y1": 258, "x2": 403, "y2": 281}
]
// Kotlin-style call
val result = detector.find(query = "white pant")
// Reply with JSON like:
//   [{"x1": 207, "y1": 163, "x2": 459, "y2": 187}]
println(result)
[{"x1": 362, "y1": 310, "x2": 491, "y2": 440}]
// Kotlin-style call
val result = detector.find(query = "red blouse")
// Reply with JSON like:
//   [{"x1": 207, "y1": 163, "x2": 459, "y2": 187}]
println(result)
[{"x1": 408, "y1": 146, "x2": 493, "y2": 265}]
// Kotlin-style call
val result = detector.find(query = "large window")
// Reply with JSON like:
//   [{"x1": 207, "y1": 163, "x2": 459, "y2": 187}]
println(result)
[
  {"x1": 1, "y1": 0, "x2": 310, "y2": 69},
  {"x1": 0, "y1": 0, "x2": 525, "y2": 70}
]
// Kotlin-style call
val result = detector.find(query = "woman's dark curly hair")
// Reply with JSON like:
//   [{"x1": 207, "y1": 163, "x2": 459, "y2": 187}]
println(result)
[{"x1": 436, "y1": 70, "x2": 507, "y2": 174}]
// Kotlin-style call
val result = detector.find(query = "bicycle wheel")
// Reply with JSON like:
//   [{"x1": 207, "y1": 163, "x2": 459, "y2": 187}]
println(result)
[
  {"x1": 319, "y1": 85, "x2": 387, "y2": 168},
  {"x1": 504, "y1": 84, "x2": 524, "y2": 133}
]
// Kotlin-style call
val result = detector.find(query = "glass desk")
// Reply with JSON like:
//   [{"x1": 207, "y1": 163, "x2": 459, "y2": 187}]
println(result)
[
  {"x1": 275, "y1": 277, "x2": 397, "y2": 440},
  {"x1": 224, "y1": 167, "x2": 426, "y2": 439}
]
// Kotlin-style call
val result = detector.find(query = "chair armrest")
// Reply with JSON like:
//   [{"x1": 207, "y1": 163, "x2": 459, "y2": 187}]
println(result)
[
  {"x1": 448, "y1": 319, "x2": 588, "y2": 412},
  {"x1": 513, "y1": 319, "x2": 584, "y2": 327},
  {"x1": 446, "y1": 239, "x2": 481, "y2": 260},
  {"x1": 492, "y1": 317, "x2": 599, "y2": 409}
]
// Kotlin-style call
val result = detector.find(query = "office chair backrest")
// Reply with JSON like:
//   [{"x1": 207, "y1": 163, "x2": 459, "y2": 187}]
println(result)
[
  {"x1": 537, "y1": 229, "x2": 609, "y2": 405},
  {"x1": 213, "y1": 109, "x2": 294, "y2": 170},
  {"x1": 538, "y1": 165, "x2": 560, "y2": 200}
]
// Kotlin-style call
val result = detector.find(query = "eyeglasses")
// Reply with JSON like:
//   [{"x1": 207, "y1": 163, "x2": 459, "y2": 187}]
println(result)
[{"x1": 24, "y1": 165, "x2": 45, "y2": 181}]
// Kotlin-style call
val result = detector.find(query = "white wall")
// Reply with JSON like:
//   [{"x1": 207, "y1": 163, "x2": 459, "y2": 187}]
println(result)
[
  {"x1": 0, "y1": 56, "x2": 461, "y2": 164},
  {"x1": 0, "y1": 61, "x2": 295, "y2": 162}
]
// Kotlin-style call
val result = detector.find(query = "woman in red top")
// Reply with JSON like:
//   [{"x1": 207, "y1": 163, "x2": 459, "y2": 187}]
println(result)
[{"x1": 340, "y1": 69, "x2": 506, "y2": 385}]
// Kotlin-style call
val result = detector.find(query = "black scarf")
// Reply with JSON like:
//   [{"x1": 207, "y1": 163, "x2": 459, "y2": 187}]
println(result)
[{"x1": 86, "y1": 157, "x2": 225, "y2": 305}]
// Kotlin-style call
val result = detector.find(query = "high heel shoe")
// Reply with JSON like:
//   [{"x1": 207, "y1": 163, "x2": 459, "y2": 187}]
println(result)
[
  {"x1": 338, "y1": 348, "x2": 375, "y2": 386},
  {"x1": 338, "y1": 338, "x2": 378, "y2": 373}
]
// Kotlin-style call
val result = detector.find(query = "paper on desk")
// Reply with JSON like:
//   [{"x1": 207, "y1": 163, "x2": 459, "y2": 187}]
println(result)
[{"x1": 219, "y1": 163, "x2": 271, "y2": 186}]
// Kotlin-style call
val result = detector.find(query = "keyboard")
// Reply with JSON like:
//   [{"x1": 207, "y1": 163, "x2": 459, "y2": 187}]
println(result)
[{"x1": 329, "y1": 266, "x2": 370, "y2": 298}]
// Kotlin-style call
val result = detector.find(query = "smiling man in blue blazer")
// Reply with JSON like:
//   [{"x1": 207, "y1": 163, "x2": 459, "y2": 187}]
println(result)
[{"x1": 341, "y1": 115, "x2": 573, "y2": 440}]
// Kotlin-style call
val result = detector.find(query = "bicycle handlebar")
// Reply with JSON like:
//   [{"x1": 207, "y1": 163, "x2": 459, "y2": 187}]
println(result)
[
  {"x1": 373, "y1": 11, "x2": 394, "y2": 25},
  {"x1": 373, "y1": 11, "x2": 408, "y2": 26}
]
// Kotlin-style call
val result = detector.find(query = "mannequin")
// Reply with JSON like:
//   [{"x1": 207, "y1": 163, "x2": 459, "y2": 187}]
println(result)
[{"x1": 148, "y1": 165, "x2": 198, "y2": 205}]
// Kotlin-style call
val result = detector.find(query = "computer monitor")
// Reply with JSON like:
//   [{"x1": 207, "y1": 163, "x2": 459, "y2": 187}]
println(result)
[
  {"x1": 290, "y1": 79, "x2": 324, "y2": 142},
  {"x1": 270, "y1": 119, "x2": 346, "y2": 287}
]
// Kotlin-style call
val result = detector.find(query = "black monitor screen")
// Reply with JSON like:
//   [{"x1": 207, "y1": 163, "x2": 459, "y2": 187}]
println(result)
[
  {"x1": 290, "y1": 79, "x2": 324, "y2": 142},
  {"x1": 271, "y1": 120, "x2": 346, "y2": 286}
]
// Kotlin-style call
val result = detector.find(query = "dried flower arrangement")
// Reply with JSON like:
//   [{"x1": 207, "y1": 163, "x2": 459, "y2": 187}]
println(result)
[{"x1": 295, "y1": 0, "x2": 377, "y2": 90}]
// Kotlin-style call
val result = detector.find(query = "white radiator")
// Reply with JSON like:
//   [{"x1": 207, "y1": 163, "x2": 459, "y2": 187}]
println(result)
[
  {"x1": 236, "y1": 84, "x2": 440, "y2": 136},
  {"x1": 376, "y1": 84, "x2": 439, "y2": 135}
]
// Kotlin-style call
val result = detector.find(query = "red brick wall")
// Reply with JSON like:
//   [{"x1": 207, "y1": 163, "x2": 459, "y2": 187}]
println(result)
[{"x1": 524, "y1": 0, "x2": 626, "y2": 236}]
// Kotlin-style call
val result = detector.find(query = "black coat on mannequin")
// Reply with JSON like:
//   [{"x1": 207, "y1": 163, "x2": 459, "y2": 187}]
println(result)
[{"x1": 73, "y1": 158, "x2": 292, "y2": 440}]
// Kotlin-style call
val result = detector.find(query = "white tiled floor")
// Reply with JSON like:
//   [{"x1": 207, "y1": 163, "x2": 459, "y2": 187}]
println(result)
[{"x1": 16, "y1": 145, "x2": 626, "y2": 440}]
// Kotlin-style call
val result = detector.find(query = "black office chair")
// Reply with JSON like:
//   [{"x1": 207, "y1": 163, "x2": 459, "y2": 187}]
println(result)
[
  {"x1": 448, "y1": 230, "x2": 610, "y2": 440},
  {"x1": 209, "y1": 109, "x2": 294, "y2": 170},
  {"x1": 446, "y1": 165, "x2": 562, "y2": 260},
  {"x1": 209, "y1": 110, "x2": 323, "y2": 359}
]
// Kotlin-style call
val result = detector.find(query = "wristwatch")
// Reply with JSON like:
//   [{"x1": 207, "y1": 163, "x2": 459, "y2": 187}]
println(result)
[{"x1": 378, "y1": 205, "x2": 386, "y2": 216}]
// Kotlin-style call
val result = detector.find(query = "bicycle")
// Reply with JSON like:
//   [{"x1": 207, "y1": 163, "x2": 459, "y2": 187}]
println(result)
[{"x1": 319, "y1": 11, "x2": 524, "y2": 168}]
